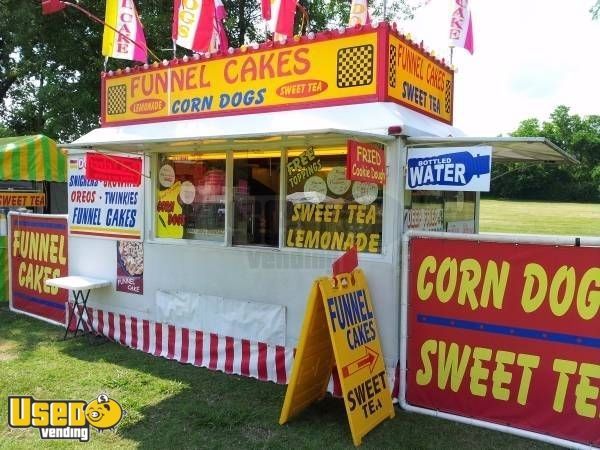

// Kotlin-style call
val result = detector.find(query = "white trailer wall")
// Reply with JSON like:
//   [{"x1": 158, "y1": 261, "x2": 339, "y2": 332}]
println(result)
[{"x1": 68, "y1": 139, "x2": 404, "y2": 368}]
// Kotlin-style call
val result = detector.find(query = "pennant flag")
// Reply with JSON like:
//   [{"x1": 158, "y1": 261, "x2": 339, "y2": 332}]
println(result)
[
  {"x1": 268, "y1": 0, "x2": 297, "y2": 39},
  {"x1": 102, "y1": 0, "x2": 148, "y2": 63},
  {"x1": 348, "y1": 0, "x2": 369, "y2": 27},
  {"x1": 173, "y1": 0, "x2": 227, "y2": 53},
  {"x1": 41, "y1": 0, "x2": 67, "y2": 15},
  {"x1": 261, "y1": 0, "x2": 271, "y2": 20},
  {"x1": 210, "y1": 0, "x2": 229, "y2": 53},
  {"x1": 332, "y1": 246, "x2": 358, "y2": 276},
  {"x1": 449, "y1": 0, "x2": 474, "y2": 54}
]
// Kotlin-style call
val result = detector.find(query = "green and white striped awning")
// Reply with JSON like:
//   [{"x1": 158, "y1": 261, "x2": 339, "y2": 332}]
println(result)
[{"x1": 0, "y1": 135, "x2": 67, "y2": 182}]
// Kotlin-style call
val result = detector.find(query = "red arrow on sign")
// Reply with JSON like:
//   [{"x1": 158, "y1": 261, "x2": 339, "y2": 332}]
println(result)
[{"x1": 341, "y1": 345, "x2": 379, "y2": 379}]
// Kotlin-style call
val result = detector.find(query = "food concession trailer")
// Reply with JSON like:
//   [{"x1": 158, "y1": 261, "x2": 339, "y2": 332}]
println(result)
[
  {"x1": 59, "y1": 23, "x2": 574, "y2": 394},
  {"x1": 0, "y1": 135, "x2": 67, "y2": 302}
]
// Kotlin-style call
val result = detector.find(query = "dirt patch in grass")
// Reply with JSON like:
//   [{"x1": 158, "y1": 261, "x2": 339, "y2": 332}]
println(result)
[{"x1": 0, "y1": 341, "x2": 18, "y2": 362}]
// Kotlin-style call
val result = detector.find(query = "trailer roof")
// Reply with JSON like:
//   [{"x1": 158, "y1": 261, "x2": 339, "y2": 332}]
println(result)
[
  {"x1": 62, "y1": 103, "x2": 461, "y2": 152},
  {"x1": 405, "y1": 136, "x2": 576, "y2": 163}
]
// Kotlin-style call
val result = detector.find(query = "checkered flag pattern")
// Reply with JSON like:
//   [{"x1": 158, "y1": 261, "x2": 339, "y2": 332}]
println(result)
[
  {"x1": 445, "y1": 79, "x2": 452, "y2": 114},
  {"x1": 388, "y1": 45, "x2": 397, "y2": 88},
  {"x1": 337, "y1": 45, "x2": 374, "y2": 88},
  {"x1": 107, "y1": 84, "x2": 127, "y2": 115}
]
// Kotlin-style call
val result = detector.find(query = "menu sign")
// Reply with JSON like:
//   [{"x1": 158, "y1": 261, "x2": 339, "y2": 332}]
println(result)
[{"x1": 68, "y1": 153, "x2": 143, "y2": 240}]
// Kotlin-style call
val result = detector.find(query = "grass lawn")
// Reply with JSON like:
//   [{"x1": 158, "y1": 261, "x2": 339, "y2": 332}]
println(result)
[
  {"x1": 480, "y1": 199, "x2": 600, "y2": 236},
  {"x1": 0, "y1": 306, "x2": 556, "y2": 449},
  {"x1": 4, "y1": 199, "x2": 592, "y2": 449}
]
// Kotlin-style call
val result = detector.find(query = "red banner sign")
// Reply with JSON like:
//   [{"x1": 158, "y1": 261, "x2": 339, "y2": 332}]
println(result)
[
  {"x1": 346, "y1": 141, "x2": 385, "y2": 185},
  {"x1": 85, "y1": 153, "x2": 142, "y2": 186},
  {"x1": 9, "y1": 213, "x2": 68, "y2": 325},
  {"x1": 407, "y1": 237, "x2": 600, "y2": 447}
]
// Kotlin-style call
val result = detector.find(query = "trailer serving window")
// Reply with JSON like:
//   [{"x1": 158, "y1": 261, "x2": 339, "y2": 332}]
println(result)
[
  {"x1": 156, "y1": 152, "x2": 226, "y2": 241},
  {"x1": 404, "y1": 190, "x2": 476, "y2": 233},
  {"x1": 233, "y1": 150, "x2": 281, "y2": 247},
  {"x1": 285, "y1": 146, "x2": 383, "y2": 254},
  {"x1": 154, "y1": 143, "x2": 385, "y2": 253}
]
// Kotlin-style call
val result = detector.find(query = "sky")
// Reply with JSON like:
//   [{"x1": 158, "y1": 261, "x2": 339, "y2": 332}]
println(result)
[{"x1": 400, "y1": 0, "x2": 600, "y2": 136}]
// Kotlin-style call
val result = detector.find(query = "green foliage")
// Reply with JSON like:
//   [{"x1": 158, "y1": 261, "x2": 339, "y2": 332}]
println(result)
[
  {"x1": 490, "y1": 106, "x2": 600, "y2": 202},
  {"x1": 592, "y1": 0, "x2": 600, "y2": 19}
]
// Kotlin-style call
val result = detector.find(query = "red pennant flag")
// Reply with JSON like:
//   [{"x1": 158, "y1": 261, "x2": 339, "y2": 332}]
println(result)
[
  {"x1": 332, "y1": 246, "x2": 358, "y2": 276},
  {"x1": 261, "y1": 0, "x2": 271, "y2": 20},
  {"x1": 41, "y1": 0, "x2": 67, "y2": 15}
]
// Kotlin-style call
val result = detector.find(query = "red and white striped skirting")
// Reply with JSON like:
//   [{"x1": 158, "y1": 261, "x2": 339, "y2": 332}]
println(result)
[{"x1": 71, "y1": 304, "x2": 399, "y2": 399}]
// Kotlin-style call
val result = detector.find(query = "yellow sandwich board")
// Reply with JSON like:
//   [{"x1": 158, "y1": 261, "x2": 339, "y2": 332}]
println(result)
[{"x1": 280, "y1": 268, "x2": 394, "y2": 446}]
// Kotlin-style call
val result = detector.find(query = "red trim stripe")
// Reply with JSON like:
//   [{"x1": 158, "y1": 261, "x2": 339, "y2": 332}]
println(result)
[
  {"x1": 154, "y1": 323, "x2": 162, "y2": 356},
  {"x1": 108, "y1": 312, "x2": 115, "y2": 340},
  {"x1": 142, "y1": 320, "x2": 150, "y2": 353},
  {"x1": 70, "y1": 307, "x2": 397, "y2": 400},
  {"x1": 241, "y1": 339, "x2": 250, "y2": 377},
  {"x1": 119, "y1": 315, "x2": 127, "y2": 345},
  {"x1": 97, "y1": 310, "x2": 105, "y2": 336},
  {"x1": 180, "y1": 328, "x2": 189, "y2": 363},
  {"x1": 167, "y1": 325, "x2": 176, "y2": 360},
  {"x1": 209, "y1": 333, "x2": 218, "y2": 370},
  {"x1": 224, "y1": 336, "x2": 234, "y2": 373},
  {"x1": 70, "y1": 230, "x2": 142, "y2": 239},
  {"x1": 257, "y1": 342, "x2": 267, "y2": 381},
  {"x1": 194, "y1": 331, "x2": 203, "y2": 366},
  {"x1": 275, "y1": 345, "x2": 286, "y2": 384},
  {"x1": 131, "y1": 317, "x2": 138, "y2": 349}
]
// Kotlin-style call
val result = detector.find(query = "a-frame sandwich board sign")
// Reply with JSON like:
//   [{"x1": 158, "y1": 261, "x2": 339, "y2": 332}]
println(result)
[{"x1": 280, "y1": 268, "x2": 394, "y2": 446}]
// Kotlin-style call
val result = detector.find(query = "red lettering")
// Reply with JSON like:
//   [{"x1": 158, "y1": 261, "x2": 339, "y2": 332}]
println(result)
[
  {"x1": 258, "y1": 53, "x2": 275, "y2": 79},
  {"x1": 277, "y1": 50, "x2": 292, "y2": 77},
  {"x1": 294, "y1": 48, "x2": 310, "y2": 74},
  {"x1": 240, "y1": 57, "x2": 257, "y2": 82},
  {"x1": 224, "y1": 60, "x2": 238, "y2": 83},
  {"x1": 157, "y1": 201, "x2": 174, "y2": 213}
]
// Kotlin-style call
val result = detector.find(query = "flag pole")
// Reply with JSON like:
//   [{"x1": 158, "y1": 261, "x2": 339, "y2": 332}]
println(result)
[
  {"x1": 59, "y1": 1, "x2": 160, "y2": 62},
  {"x1": 449, "y1": 46, "x2": 454, "y2": 65}
]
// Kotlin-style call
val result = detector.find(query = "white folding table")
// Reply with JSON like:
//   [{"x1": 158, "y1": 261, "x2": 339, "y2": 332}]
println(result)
[{"x1": 45, "y1": 276, "x2": 111, "y2": 339}]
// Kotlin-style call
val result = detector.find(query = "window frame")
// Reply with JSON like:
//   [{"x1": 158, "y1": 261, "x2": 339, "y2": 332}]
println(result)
[{"x1": 148, "y1": 143, "x2": 391, "y2": 261}]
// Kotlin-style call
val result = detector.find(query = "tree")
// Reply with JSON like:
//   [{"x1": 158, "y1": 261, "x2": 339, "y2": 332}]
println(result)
[
  {"x1": 592, "y1": 0, "x2": 600, "y2": 19},
  {"x1": 490, "y1": 106, "x2": 600, "y2": 202},
  {"x1": 1, "y1": 0, "x2": 418, "y2": 142}
]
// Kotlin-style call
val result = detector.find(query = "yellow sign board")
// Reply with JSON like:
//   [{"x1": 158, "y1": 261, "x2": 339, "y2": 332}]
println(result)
[
  {"x1": 387, "y1": 34, "x2": 454, "y2": 124},
  {"x1": 0, "y1": 191, "x2": 45, "y2": 208},
  {"x1": 103, "y1": 31, "x2": 379, "y2": 125},
  {"x1": 101, "y1": 24, "x2": 454, "y2": 126},
  {"x1": 279, "y1": 282, "x2": 336, "y2": 423},
  {"x1": 280, "y1": 268, "x2": 394, "y2": 446}
]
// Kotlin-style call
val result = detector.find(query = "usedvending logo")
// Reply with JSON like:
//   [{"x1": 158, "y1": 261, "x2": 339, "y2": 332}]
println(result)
[{"x1": 8, "y1": 394, "x2": 124, "y2": 442}]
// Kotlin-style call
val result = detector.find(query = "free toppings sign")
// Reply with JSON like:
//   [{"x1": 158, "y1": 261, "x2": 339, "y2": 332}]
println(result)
[
  {"x1": 9, "y1": 213, "x2": 68, "y2": 326},
  {"x1": 406, "y1": 236, "x2": 600, "y2": 447},
  {"x1": 286, "y1": 148, "x2": 383, "y2": 254},
  {"x1": 346, "y1": 140, "x2": 386, "y2": 185}
]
